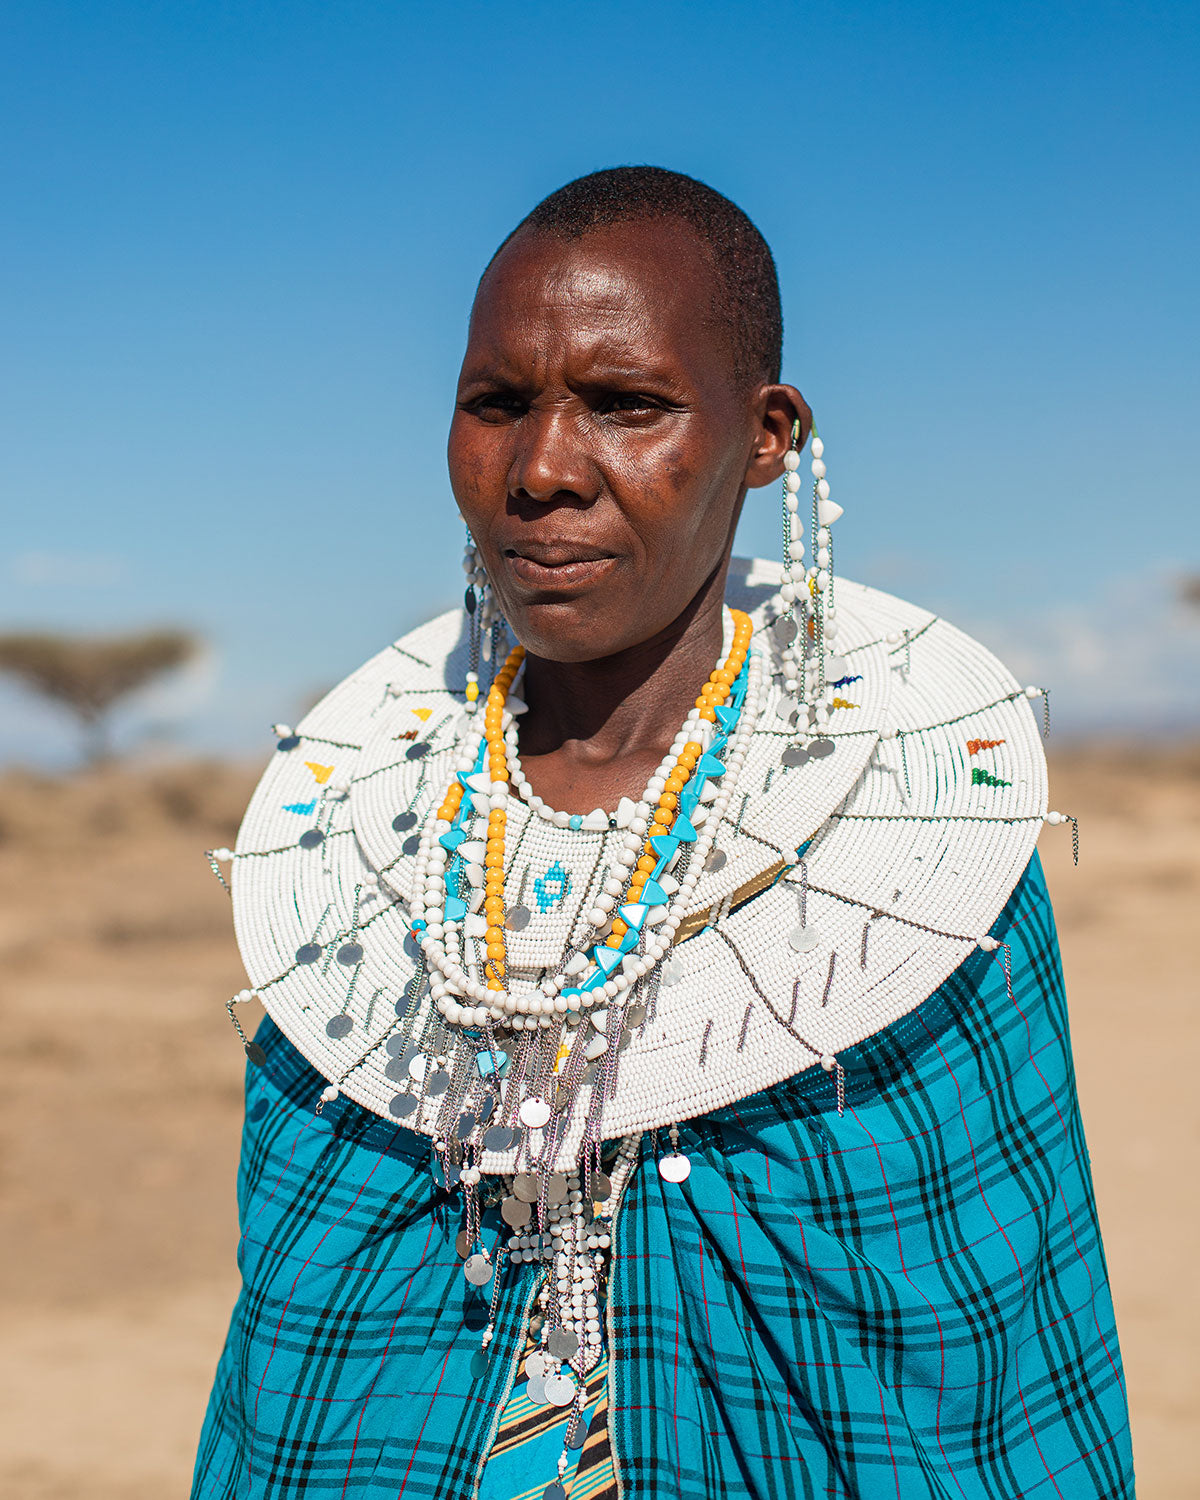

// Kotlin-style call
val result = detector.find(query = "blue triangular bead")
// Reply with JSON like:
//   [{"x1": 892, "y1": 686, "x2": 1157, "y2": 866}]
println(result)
[
  {"x1": 444, "y1": 895, "x2": 468, "y2": 921},
  {"x1": 593, "y1": 945, "x2": 623, "y2": 976},
  {"x1": 714, "y1": 704, "x2": 739, "y2": 730},
  {"x1": 439, "y1": 828, "x2": 466, "y2": 851},
  {"x1": 650, "y1": 834, "x2": 680, "y2": 862},
  {"x1": 697, "y1": 753, "x2": 726, "y2": 778},
  {"x1": 639, "y1": 878, "x2": 668, "y2": 906},
  {"x1": 618, "y1": 903, "x2": 648, "y2": 930},
  {"x1": 617, "y1": 928, "x2": 640, "y2": 953},
  {"x1": 672, "y1": 816, "x2": 698, "y2": 843}
]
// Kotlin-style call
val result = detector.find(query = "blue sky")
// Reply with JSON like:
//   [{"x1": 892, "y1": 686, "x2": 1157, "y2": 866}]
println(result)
[{"x1": 2, "y1": 0, "x2": 1197, "y2": 764}]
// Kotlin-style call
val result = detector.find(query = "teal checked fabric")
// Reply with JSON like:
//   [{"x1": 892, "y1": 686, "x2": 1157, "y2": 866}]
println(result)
[{"x1": 192, "y1": 855, "x2": 1132, "y2": 1498}]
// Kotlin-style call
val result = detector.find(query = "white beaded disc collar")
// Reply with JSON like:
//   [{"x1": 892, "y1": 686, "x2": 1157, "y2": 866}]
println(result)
[{"x1": 229, "y1": 557, "x2": 1049, "y2": 1170}]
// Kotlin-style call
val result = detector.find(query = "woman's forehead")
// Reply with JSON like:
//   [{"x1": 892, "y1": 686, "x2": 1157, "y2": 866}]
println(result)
[{"x1": 467, "y1": 219, "x2": 729, "y2": 375}]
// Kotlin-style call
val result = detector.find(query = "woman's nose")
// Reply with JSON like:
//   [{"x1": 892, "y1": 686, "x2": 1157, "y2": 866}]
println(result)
[{"x1": 508, "y1": 408, "x2": 599, "y2": 506}]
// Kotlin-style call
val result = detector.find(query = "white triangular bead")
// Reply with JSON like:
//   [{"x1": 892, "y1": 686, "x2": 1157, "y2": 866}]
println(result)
[
  {"x1": 817, "y1": 498, "x2": 844, "y2": 525},
  {"x1": 614, "y1": 797, "x2": 637, "y2": 829}
]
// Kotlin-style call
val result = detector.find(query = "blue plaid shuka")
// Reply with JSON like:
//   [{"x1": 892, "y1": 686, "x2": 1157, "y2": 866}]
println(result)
[{"x1": 192, "y1": 855, "x2": 1134, "y2": 1498}]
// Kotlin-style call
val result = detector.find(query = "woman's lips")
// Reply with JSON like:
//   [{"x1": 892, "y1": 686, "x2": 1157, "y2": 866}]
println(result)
[{"x1": 505, "y1": 552, "x2": 617, "y2": 590}]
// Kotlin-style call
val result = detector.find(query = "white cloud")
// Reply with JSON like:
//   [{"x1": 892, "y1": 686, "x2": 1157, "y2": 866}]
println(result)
[{"x1": 955, "y1": 571, "x2": 1200, "y2": 733}]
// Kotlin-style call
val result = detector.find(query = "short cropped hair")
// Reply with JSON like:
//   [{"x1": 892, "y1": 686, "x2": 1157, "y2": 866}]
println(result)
[{"x1": 493, "y1": 166, "x2": 782, "y2": 386}]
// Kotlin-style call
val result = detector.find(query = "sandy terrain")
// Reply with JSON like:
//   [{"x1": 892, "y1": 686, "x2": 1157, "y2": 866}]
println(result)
[{"x1": 0, "y1": 749, "x2": 1195, "y2": 1497}]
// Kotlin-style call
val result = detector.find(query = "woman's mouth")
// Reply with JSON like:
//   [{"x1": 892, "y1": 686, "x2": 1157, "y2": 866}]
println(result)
[{"x1": 504, "y1": 547, "x2": 618, "y2": 591}]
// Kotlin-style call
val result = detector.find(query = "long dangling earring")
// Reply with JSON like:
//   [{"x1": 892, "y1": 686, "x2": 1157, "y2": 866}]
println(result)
[
  {"x1": 774, "y1": 422, "x2": 844, "y2": 727},
  {"x1": 776, "y1": 421, "x2": 808, "y2": 714},
  {"x1": 461, "y1": 528, "x2": 510, "y2": 711},
  {"x1": 809, "y1": 430, "x2": 845, "y2": 722},
  {"x1": 462, "y1": 528, "x2": 488, "y2": 713}
]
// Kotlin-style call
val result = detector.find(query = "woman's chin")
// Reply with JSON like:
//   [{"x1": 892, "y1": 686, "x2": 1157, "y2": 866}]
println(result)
[{"x1": 502, "y1": 601, "x2": 626, "y2": 664}]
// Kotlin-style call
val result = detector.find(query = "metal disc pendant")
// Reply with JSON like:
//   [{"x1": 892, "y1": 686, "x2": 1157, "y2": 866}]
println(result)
[
  {"x1": 426, "y1": 1069, "x2": 450, "y2": 1096},
  {"x1": 808, "y1": 737, "x2": 835, "y2": 758},
  {"x1": 295, "y1": 943, "x2": 321, "y2": 964},
  {"x1": 776, "y1": 700, "x2": 799, "y2": 725},
  {"x1": 525, "y1": 1350, "x2": 552, "y2": 1380},
  {"x1": 544, "y1": 1484, "x2": 568, "y2": 1500},
  {"x1": 827, "y1": 654, "x2": 850, "y2": 679},
  {"x1": 325, "y1": 1014, "x2": 353, "y2": 1039},
  {"x1": 624, "y1": 1004, "x2": 646, "y2": 1028},
  {"x1": 545, "y1": 1173, "x2": 568, "y2": 1205},
  {"x1": 483, "y1": 1125, "x2": 515, "y2": 1151},
  {"x1": 455, "y1": 1230, "x2": 473, "y2": 1259},
  {"x1": 389, "y1": 1093, "x2": 417, "y2": 1118},
  {"x1": 505, "y1": 905, "x2": 531, "y2": 932},
  {"x1": 658, "y1": 1153, "x2": 692, "y2": 1183},
  {"x1": 456, "y1": 1111, "x2": 476, "y2": 1141},
  {"x1": 402, "y1": 834, "x2": 421, "y2": 856},
  {"x1": 386, "y1": 1036, "x2": 415, "y2": 1058},
  {"x1": 566, "y1": 1423, "x2": 587, "y2": 1451},
  {"x1": 781, "y1": 744, "x2": 810, "y2": 768},
  {"x1": 463, "y1": 1253, "x2": 493, "y2": 1286},
  {"x1": 407, "y1": 1053, "x2": 431, "y2": 1081},
  {"x1": 590, "y1": 1171, "x2": 613, "y2": 1200},
  {"x1": 406, "y1": 741, "x2": 429, "y2": 760},
  {"x1": 470, "y1": 1349, "x2": 490, "y2": 1379},
  {"x1": 547, "y1": 1327, "x2": 578, "y2": 1360},
  {"x1": 513, "y1": 1173, "x2": 540, "y2": 1203},
  {"x1": 476, "y1": 1096, "x2": 496, "y2": 1125},
  {"x1": 337, "y1": 942, "x2": 363, "y2": 966},
  {"x1": 524, "y1": 1375, "x2": 547, "y2": 1405},
  {"x1": 298, "y1": 828, "x2": 324, "y2": 849},
  {"x1": 464, "y1": 585, "x2": 477, "y2": 614},
  {"x1": 662, "y1": 957, "x2": 684, "y2": 986},
  {"x1": 384, "y1": 1056, "x2": 409, "y2": 1081},
  {"x1": 519, "y1": 1098, "x2": 551, "y2": 1129},
  {"x1": 704, "y1": 849, "x2": 727, "y2": 872},
  {"x1": 392, "y1": 811, "x2": 417, "y2": 832},
  {"x1": 543, "y1": 1373, "x2": 576, "y2": 1407},
  {"x1": 772, "y1": 615, "x2": 797, "y2": 646},
  {"x1": 501, "y1": 1196, "x2": 531, "y2": 1227},
  {"x1": 276, "y1": 734, "x2": 300, "y2": 752},
  {"x1": 788, "y1": 924, "x2": 821, "y2": 953},
  {"x1": 244, "y1": 1041, "x2": 266, "y2": 1067}
]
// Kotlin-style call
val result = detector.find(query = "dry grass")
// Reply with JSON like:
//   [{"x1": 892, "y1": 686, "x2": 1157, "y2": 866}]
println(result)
[{"x1": 0, "y1": 749, "x2": 1196, "y2": 1497}]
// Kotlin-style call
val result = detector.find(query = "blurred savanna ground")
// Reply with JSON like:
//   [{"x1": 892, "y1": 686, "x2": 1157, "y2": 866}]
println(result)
[{"x1": 0, "y1": 747, "x2": 1196, "y2": 1497}]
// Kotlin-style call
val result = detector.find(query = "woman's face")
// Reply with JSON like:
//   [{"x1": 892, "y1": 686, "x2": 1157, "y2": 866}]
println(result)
[{"x1": 448, "y1": 218, "x2": 803, "y2": 662}]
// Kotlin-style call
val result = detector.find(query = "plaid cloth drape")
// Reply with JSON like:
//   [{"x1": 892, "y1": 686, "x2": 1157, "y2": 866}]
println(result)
[{"x1": 192, "y1": 854, "x2": 1133, "y2": 1498}]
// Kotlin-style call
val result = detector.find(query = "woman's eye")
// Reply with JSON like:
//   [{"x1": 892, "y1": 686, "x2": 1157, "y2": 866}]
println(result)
[
  {"x1": 601, "y1": 393, "x2": 661, "y2": 415},
  {"x1": 465, "y1": 393, "x2": 525, "y2": 421}
]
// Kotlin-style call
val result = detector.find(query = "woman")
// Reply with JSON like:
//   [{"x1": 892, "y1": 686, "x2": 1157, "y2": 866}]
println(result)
[{"x1": 194, "y1": 169, "x2": 1133, "y2": 1499}]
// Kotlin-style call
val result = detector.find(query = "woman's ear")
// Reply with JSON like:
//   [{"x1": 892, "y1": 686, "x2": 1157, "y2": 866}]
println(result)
[{"x1": 745, "y1": 384, "x2": 812, "y2": 489}]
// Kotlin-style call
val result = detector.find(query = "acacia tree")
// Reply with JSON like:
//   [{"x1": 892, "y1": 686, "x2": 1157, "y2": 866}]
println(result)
[{"x1": 0, "y1": 629, "x2": 198, "y2": 764}]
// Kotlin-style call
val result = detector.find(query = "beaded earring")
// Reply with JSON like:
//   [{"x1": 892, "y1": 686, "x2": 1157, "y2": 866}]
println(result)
[
  {"x1": 775, "y1": 422, "x2": 808, "y2": 711},
  {"x1": 773, "y1": 422, "x2": 845, "y2": 727},
  {"x1": 462, "y1": 529, "x2": 509, "y2": 710},
  {"x1": 809, "y1": 429, "x2": 846, "y2": 716}
]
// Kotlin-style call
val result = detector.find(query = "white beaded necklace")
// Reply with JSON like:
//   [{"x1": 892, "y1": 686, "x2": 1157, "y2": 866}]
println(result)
[{"x1": 412, "y1": 650, "x2": 765, "y2": 1029}]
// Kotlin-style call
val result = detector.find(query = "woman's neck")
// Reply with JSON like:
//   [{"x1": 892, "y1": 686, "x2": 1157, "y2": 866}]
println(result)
[{"x1": 513, "y1": 562, "x2": 730, "y2": 814}]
